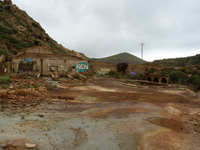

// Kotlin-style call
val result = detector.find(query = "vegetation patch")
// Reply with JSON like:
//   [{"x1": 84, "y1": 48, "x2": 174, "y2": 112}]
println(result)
[
  {"x1": 169, "y1": 71, "x2": 185, "y2": 83},
  {"x1": 44, "y1": 83, "x2": 58, "y2": 91},
  {"x1": 0, "y1": 75, "x2": 10, "y2": 84},
  {"x1": 154, "y1": 54, "x2": 200, "y2": 67},
  {"x1": 187, "y1": 75, "x2": 200, "y2": 92},
  {"x1": 106, "y1": 70, "x2": 120, "y2": 79}
]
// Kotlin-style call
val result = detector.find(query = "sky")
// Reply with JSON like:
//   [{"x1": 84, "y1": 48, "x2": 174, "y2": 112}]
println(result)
[{"x1": 11, "y1": 0, "x2": 200, "y2": 61}]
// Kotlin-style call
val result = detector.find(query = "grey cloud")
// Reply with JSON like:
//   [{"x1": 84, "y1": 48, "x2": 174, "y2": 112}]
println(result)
[{"x1": 12, "y1": 0, "x2": 200, "y2": 61}]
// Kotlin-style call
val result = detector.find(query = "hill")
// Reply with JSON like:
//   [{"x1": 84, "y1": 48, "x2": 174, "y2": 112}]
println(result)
[
  {"x1": 152, "y1": 54, "x2": 200, "y2": 67},
  {"x1": 94, "y1": 52, "x2": 147, "y2": 65},
  {"x1": 0, "y1": 0, "x2": 83, "y2": 60}
]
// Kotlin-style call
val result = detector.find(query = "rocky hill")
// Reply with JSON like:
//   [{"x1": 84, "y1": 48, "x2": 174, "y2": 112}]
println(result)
[
  {"x1": 0, "y1": 0, "x2": 84, "y2": 60},
  {"x1": 94, "y1": 52, "x2": 146, "y2": 65},
  {"x1": 152, "y1": 54, "x2": 200, "y2": 67}
]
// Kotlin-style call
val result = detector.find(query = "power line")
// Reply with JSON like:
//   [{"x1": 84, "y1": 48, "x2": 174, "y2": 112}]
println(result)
[{"x1": 146, "y1": 23, "x2": 200, "y2": 47}]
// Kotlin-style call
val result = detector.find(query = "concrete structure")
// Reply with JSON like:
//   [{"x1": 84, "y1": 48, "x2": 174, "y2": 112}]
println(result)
[
  {"x1": 144, "y1": 75, "x2": 169, "y2": 84},
  {"x1": 11, "y1": 46, "x2": 88, "y2": 76},
  {"x1": 126, "y1": 64, "x2": 148, "y2": 78},
  {"x1": 89, "y1": 60, "x2": 117, "y2": 75}
]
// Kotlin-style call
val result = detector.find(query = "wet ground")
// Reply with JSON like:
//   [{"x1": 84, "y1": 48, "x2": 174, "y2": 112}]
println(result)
[{"x1": 0, "y1": 77, "x2": 200, "y2": 150}]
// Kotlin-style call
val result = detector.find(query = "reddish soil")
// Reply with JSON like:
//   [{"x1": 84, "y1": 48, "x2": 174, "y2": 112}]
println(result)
[{"x1": 0, "y1": 77, "x2": 200, "y2": 150}]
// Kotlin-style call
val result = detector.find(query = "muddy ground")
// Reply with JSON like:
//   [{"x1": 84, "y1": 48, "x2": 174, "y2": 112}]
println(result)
[{"x1": 0, "y1": 77, "x2": 200, "y2": 150}]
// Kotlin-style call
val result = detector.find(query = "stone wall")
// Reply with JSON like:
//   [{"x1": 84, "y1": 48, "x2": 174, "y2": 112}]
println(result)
[
  {"x1": 42, "y1": 59, "x2": 87, "y2": 76},
  {"x1": 12, "y1": 57, "x2": 87, "y2": 76},
  {"x1": 126, "y1": 64, "x2": 148, "y2": 77},
  {"x1": 89, "y1": 60, "x2": 117, "y2": 75}
]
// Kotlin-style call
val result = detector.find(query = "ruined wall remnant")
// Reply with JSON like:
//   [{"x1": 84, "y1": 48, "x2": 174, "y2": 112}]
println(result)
[{"x1": 89, "y1": 60, "x2": 117, "y2": 75}]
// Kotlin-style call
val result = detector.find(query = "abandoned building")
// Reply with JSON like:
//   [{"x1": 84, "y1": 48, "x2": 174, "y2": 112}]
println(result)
[{"x1": 11, "y1": 46, "x2": 88, "y2": 76}]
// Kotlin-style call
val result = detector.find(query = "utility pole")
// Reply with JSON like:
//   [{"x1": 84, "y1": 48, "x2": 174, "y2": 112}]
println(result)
[{"x1": 140, "y1": 43, "x2": 145, "y2": 60}]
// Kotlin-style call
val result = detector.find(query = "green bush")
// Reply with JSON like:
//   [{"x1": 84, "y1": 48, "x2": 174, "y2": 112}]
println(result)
[
  {"x1": 146, "y1": 68, "x2": 157, "y2": 75},
  {"x1": 106, "y1": 70, "x2": 120, "y2": 79},
  {"x1": 180, "y1": 68, "x2": 186, "y2": 73},
  {"x1": 87, "y1": 71, "x2": 95, "y2": 77},
  {"x1": 0, "y1": 26, "x2": 17, "y2": 35},
  {"x1": 169, "y1": 71, "x2": 185, "y2": 83},
  {"x1": 0, "y1": 75, "x2": 10, "y2": 84},
  {"x1": 187, "y1": 75, "x2": 200, "y2": 91},
  {"x1": 133, "y1": 72, "x2": 144, "y2": 80}
]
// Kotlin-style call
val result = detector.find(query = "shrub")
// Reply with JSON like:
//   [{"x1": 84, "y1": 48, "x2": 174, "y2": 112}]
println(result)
[
  {"x1": 133, "y1": 72, "x2": 144, "y2": 80},
  {"x1": 180, "y1": 68, "x2": 186, "y2": 73},
  {"x1": 106, "y1": 70, "x2": 120, "y2": 79},
  {"x1": 0, "y1": 84, "x2": 10, "y2": 89},
  {"x1": 87, "y1": 71, "x2": 95, "y2": 77},
  {"x1": 169, "y1": 71, "x2": 185, "y2": 83},
  {"x1": 187, "y1": 75, "x2": 200, "y2": 91},
  {"x1": 0, "y1": 75, "x2": 10, "y2": 84}
]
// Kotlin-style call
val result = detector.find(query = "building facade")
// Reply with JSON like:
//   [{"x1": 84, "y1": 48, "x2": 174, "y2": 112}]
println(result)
[{"x1": 12, "y1": 46, "x2": 88, "y2": 76}]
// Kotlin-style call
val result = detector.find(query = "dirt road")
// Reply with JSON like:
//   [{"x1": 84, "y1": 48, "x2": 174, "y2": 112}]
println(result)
[{"x1": 0, "y1": 77, "x2": 200, "y2": 150}]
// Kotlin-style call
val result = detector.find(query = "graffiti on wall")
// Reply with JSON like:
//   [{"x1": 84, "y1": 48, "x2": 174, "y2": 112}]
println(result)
[
  {"x1": 25, "y1": 58, "x2": 32, "y2": 63},
  {"x1": 130, "y1": 72, "x2": 136, "y2": 75},
  {"x1": 75, "y1": 62, "x2": 89, "y2": 72}
]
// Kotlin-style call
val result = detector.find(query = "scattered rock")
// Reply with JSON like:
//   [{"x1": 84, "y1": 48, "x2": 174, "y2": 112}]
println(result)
[
  {"x1": 25, "y1": 143, "x2": 36, "y2": 148},
  {"x1": 38, "y1": 114, "x2": 44, "y2": 118}
]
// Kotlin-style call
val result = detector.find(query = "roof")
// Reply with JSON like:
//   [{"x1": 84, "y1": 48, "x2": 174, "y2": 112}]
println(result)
[{"x1": 12, "y1": 53, "x2": 87, "y2": 61}]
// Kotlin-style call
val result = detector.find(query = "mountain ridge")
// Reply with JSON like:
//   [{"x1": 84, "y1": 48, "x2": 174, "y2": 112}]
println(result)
[{"x1": 93, "y1": 52, "x2": 147, "y2": 65}]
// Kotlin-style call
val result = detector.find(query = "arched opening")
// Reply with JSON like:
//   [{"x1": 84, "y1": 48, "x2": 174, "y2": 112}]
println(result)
[
  {"x1": 147, "y1": 77, "x2": 152, "y2": 82},
  {"x1": 161, "y1": 78, "x2": 167, "y2": 83},
  {"x1": 153, "y1": 77, "x2": 159, "y2": 83}
]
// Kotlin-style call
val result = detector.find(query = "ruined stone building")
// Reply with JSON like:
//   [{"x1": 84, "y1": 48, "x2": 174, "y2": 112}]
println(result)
[{"x1": 12, "y1": 46, "x2": 88, "y2": 76}]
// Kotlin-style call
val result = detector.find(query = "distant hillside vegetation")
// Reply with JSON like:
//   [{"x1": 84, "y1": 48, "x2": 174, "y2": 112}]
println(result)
[
  {"x1": 95, "y1": 52, "x2": 147, "y2": 65},
  {"x1": 153, "y1": 54, "x2": 200, "y2": 67}
]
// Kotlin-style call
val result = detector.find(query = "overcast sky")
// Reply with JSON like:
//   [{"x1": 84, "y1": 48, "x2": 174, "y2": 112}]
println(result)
[{"x1": 12, "y1": 0, "x2": 200, "y2": 61}]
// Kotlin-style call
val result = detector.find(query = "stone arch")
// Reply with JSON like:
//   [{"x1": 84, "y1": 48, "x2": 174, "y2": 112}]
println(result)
[
  {"x1": 147, "y1": 77, "x2": 152, "y2": 82},
  {"x1": 161, "y1": 78, "x2": 167, "y2": 83},
  {"x1": 153, "y1": 77, "x2": 159, "y2": 83}
]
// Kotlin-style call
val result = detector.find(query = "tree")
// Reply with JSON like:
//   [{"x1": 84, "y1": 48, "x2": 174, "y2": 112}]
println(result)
[
  {"x1": 187, "y1": 75, "x2": 200, "y2": 91},
  {"x1": 169, "y1": 71, "x2": 185, "y2": 83}
]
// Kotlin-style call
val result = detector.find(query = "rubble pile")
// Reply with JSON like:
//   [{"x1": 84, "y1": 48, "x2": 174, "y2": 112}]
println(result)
[
  {"x1": 0, "y1": 77, "x2": 78, "y2": 108},
  {"x1": 0, "y1": 86, "x2": 49, "y2": 107}
]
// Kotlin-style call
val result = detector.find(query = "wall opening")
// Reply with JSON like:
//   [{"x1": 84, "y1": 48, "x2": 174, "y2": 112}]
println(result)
[
  {"x1": 147, "y1": 77, "x2": 152, "y2": 82},
  {"x1": 19, "y1": 61, "x2": 33, "y2": 73},
  {"x1": 153, "y1": 77, "x2": 159, "y2": 83},
  {"x1": 117, "y1": 63, "x2": 128, "y2": 74},
  {"x1": 49, "y1": 66, "x2": 58, "y2": 72},
  {"x1": 161, "y1": 78, "x2": 167, "y2": 83}
]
